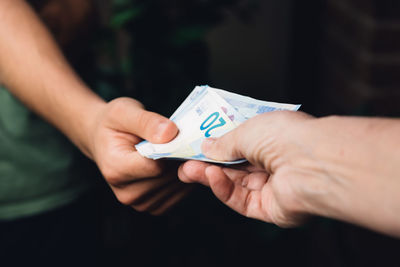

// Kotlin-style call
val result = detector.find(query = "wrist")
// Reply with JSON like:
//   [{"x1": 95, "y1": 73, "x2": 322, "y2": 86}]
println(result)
[
  {"x1": 75, "y1": 94, "x2": 107, "y2": 160},
  {"x1": 293, "y1": 116, "x2": 358, "y2": 218},
  {"x1": 54, "y1": 82, "x2": 107, "y2": 160},
  {"x1": 296, "y1": 116, "x2": 400, "y2": 231},
  {"x1": 272, "y1": 116, "x2": 360, "y2": 220}
]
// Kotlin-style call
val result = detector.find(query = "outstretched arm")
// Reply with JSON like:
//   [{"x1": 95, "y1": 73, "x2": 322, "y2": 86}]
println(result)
[
  {"x1": 0, "y1": 0, "x2": 104, "y2": 157},
  {"x1": 0, "y1": 0, "x2": 190, "y2": 214},
  {"x1": 179, "y1": 111, "x2": 400, "y2": 237}
]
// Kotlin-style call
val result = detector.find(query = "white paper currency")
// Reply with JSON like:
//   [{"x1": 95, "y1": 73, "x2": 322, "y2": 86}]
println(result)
[{"x1": 136, "y1": 85, "x2": 301, "y2": 164}]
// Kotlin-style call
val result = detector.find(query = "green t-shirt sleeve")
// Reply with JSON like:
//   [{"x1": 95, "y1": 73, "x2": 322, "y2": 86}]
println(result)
[{"x1": 0, "y1": 85, "x2": 90, "y2": 220}]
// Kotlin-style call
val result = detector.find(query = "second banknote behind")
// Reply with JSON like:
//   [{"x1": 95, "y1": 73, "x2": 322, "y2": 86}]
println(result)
[{"x1": 136, "y1": 85, "x2": 301, "y2": 164}]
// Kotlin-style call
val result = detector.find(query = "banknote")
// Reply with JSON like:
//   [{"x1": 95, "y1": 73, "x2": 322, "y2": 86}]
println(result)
[{"x1": 136, "y1": 85, "x2": 301, "y2": 164}]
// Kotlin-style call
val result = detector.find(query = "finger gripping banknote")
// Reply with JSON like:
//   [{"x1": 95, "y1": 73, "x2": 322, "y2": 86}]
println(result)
[{"x1": 135, "y1": 85, "x2": 300, "y2": 164}]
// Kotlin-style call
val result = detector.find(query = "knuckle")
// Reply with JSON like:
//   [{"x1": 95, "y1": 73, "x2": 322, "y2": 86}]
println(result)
[
  {"x1": 142, "y1": 161, "x2": 163, "y2": 177},
  {"x1": 270, "y1": 111, "x2": 292, "y2": 126},
  {"x1": 101, "y1": 165, "x2": 124, "y2": 186},
  {"x1": 115, "y1": 192, "x2": 136, "y2": 206},
  {"x1": 138, "y1": 113, "x2": 152, "y2": 130},
  {"x1": 108, "y1": 98, "x2": 128, "y2": 115},
  {"x1": 108, "y1": 97, "x2": 144, "y2": 117},
  {"x1": 271, "y1": 110, "x2": 309, "y2": 126},
  {"x1": 115, "y1": 188, "x2": 145, "y2": 206},
  {"x1": 129, "y1": 98, "x2": 145, "y2": 109}
]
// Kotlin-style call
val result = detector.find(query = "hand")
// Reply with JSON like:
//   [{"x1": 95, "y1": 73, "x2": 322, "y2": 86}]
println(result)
[
  {"x1": 89, "y1": 97, "x2": 192, "y2": 215},
  {"x1": 0, "y1": 0, "x2": 190, "y2": 215},
  {"x1": 179, "y1": 111, "x2": 314, "y2": 227},
  {"x1": 179, "y1": 111, "x2": 400, "y2": 236}
]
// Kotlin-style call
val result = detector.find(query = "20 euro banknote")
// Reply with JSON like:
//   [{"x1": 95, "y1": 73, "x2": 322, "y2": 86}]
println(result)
[{"x1": 136, "y1": 86, "x2": 301, "y2": 164}]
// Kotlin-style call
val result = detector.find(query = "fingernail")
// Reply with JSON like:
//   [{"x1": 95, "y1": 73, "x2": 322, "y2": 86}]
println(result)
[{"x1": 155, "y1": 121, "x2": 170, "y2": 141}]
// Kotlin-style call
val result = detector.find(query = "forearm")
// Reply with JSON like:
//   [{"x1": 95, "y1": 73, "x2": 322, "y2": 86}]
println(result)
[
  {"x1": 0, "y1": 0, "x2": 190, "y2": 214},
  {"x1": 0, "y1": 0, "x2": 105, "y2": 158},
  {"x1": 304, "y1": 116, "x2": 400, "y2": 236}
]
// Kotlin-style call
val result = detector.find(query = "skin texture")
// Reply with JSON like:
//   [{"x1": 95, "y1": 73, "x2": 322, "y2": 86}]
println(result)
[
  {"x1": 0, "y1": 0, "x2": 191, "y2": 215},
  {"x1": 178, "y1": 111, "x2": 400, "y2": 237}
]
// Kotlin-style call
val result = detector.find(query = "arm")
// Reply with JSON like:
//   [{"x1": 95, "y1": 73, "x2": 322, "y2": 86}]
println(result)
[
  {"x1": 179, "y1": 111, "x2": 400, "y2": 237},
  {"x1": 0, "y1": 0, "x2": 103, "y2": 156},
  {"x1": 0, "y1": 0, "x2": 190, "y2": 214}
]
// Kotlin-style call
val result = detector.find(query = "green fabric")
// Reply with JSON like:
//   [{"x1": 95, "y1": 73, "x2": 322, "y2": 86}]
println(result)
[
  {"x1": 0, "y1": 0, "x2": 259, "y2": 220},
  {"x1": 0, "y1": 86, "x2": 89, "y2": 220}
]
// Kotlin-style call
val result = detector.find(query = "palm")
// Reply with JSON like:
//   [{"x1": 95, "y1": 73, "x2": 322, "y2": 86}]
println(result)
[{"x1": 92, "y1": 106, "x2": 192, "y2": 215}]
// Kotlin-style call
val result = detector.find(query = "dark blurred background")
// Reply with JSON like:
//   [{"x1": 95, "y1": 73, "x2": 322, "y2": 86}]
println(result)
[
  {"x1": 61, "y1": 0, "x2": 400, "y2": 266},
  {"x1": 208, "y1": 0, "x2": 400, "y2": 118}
]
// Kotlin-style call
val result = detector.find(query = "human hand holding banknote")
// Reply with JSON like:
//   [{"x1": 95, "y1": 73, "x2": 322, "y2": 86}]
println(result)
[
  {"x1": 178, "y1": 111, "x2": 313, "y2": 227},
  {"x1": 136, "y1": 86, "x2": 300, "y2": 164},
  {"x1": 89, "y1": 98, "x2": 192, "y2": 214},
  {"x1": 179, "y1": 111, "x2": 400, "y2": 237}
]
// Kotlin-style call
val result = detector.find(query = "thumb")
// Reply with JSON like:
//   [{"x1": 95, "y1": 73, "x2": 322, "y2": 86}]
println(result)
[
  {"x1": 109, "y1": 98, "x2": 178, "y2": 144},
  {"x1": 201, "y1": 129, "x2": 244, "y2": 162},
  {"x1": 135, "y1": 111, "x2": 178, "y2": 144}
]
